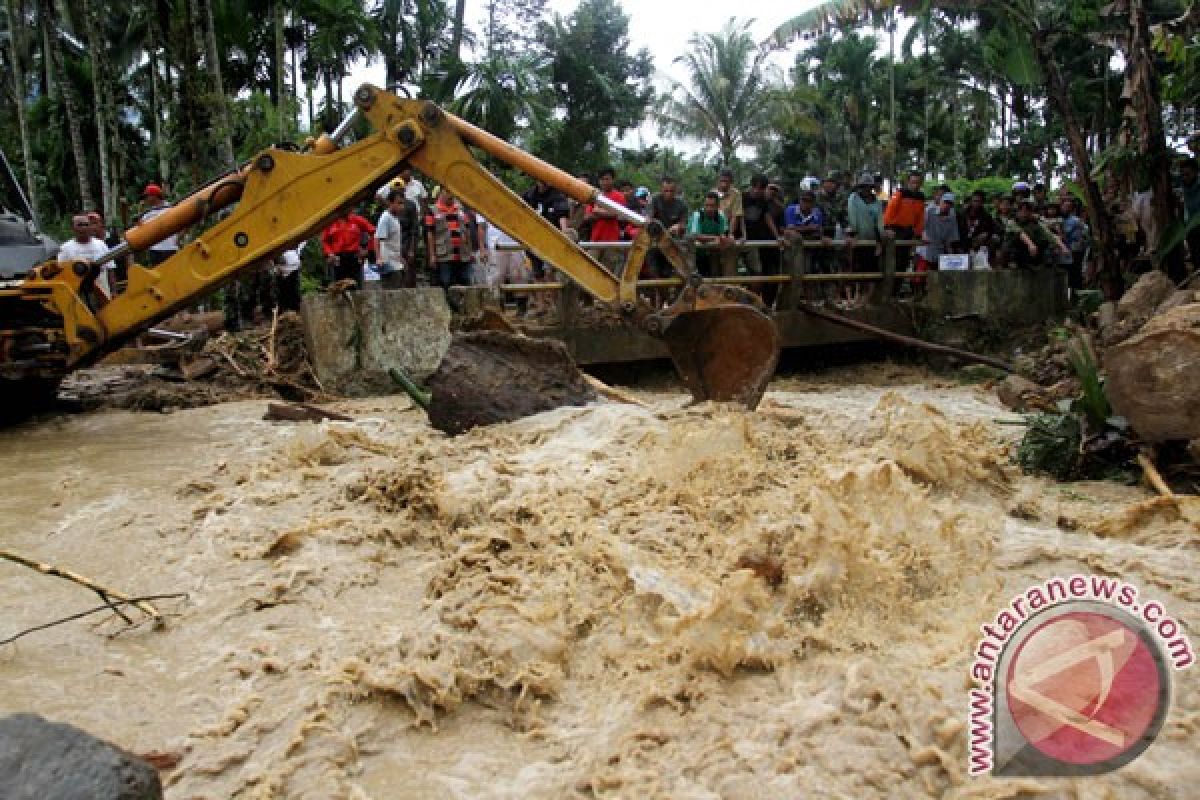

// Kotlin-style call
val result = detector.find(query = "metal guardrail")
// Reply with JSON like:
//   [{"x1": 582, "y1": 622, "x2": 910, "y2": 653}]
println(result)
[{"x1": 493, "y1": 239, "x2": 929, "y2": 297}]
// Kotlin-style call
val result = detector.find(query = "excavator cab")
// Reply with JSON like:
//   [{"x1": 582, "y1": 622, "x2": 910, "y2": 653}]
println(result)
[{"x1": 0, "y1": 84, "x2": 779, "y2": 422}]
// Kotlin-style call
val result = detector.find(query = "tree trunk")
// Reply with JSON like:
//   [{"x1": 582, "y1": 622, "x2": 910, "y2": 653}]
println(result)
[
  {"x1": 273, "y1": 0, "x2": 286, "y2": 139},
  {"x1": 80, "y1": 0, "x2": 115, "y2": 222},
  {"x1": 452, "y1": 0, "x2": 466, "y2": 60},
  {"x1": 198, "y1": 0, "x2": 235, "y2": 169},
  {"x1": 148, "y1": 27, "x2": 170, "y2": 187},
  {"x1": 40, "y1": 0, "x2": 94, "y2": 210},
  {"x1": 39, "y1": 13, "x2": 51, "y2": 96},
  {"x1": 888, "y1": 9, "x2": 896, "y2": 179},
  {"x1": 4, "y1": 0, "x2": 39, "y2": 224},
  {"x1": 1128, "y1": 0, "x2": 1178, "y2": 266},
  {"x1": 182, "y1": 0, "x2": 205, "y2": 185},
  {"x1": 1031, "y1": 29, "x2": 1118, "y2": 297}
]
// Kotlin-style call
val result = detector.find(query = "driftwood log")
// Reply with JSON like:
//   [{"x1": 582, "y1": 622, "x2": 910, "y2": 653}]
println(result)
[{"x1": 263, "y1": 402, "x2": 354, "y2": 423}]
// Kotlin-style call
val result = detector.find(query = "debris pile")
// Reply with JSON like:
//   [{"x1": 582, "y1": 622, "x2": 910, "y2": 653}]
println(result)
[
  {"x1": 62, "y1": 312, "x2": 324, "y2": 412},
  {"x1": 201, "y1": 311, "x2": 323, "y2": 401}
]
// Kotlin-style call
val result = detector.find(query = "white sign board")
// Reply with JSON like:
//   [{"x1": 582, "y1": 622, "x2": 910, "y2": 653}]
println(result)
[{"x1": 939, "y1": 254, "x2": 970, "y2": 271}]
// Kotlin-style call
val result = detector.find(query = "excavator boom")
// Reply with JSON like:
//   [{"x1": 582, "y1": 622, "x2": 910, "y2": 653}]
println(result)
[{"x1": 0, "y1": 84, "x2": 779, "y2": 418}]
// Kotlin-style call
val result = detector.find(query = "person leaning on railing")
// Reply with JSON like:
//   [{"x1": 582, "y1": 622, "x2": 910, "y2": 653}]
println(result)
[
  {"x1": 844, "y1": 172, "x2": 886, "y2": 307},
  {"x1": 687, "y1": 192, "x2": 732, "y2": 278}
]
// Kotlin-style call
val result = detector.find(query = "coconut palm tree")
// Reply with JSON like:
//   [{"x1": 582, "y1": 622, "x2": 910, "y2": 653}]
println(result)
[
  {"x1": 2, "y1": 0, "x2": 39, "y2": 221},
  {"x1": 658, "y1": 18, "x2": 778, "y2": 166},
  {"x1": 440, "y1": 52, "x2": 551, "y2": 143}
]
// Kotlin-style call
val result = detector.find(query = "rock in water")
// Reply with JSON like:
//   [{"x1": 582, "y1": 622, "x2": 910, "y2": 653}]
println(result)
[
  {"x1": 1105, "y1": 303, "x2": 1200, "y2": 442},
  {"x1": 995, "y1": 374, "x2": 1045, "y2": 411},
  {"x1": 0, "y1": 713, "x2": 162, "y2": 800},
  {"x1": 426, "y1": 331, "x2": 596, "y2": 435}
]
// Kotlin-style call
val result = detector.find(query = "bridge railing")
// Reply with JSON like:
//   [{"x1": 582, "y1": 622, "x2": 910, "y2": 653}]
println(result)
[{"x1": 492, "y1": 238, "x2": 930, "y2": 313}]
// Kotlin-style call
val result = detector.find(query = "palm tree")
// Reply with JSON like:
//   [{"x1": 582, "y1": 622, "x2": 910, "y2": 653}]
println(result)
[
  {"x1": 197, "y1": 0, "x2": 235, "y2": 168},
  {"x1": 301, "y1": 0, "x2": 377, "y2": 130},
  {"x1": 373, "y1": 0, "x2": 454, "y2": 88},
  {"x1": 2, "y1": 0, "x2": 39, "y2": 222},
  {"x1": 658, "y1": 18, "x2": 777, "y2": 166},
  {"x1": 441, "y1": 52, "x2": 551, "y2": 142},
  {"x1": 40, "y1": 0, "x2": 94, "y2": 210}
]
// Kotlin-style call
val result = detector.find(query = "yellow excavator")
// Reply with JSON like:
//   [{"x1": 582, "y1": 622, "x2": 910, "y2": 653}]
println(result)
[{"x1": 0, "y1": 84, "x2": 779, "y2": 419}]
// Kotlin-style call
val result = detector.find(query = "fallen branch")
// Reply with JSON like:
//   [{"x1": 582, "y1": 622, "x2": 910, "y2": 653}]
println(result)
[
  {"x1": 264, "y1": 402, "x2": 354, "y2": 423},
  {"x1": 0, "y1": 593, "x2": 187, "y2": 647},
  {"x1": 265, "y1": 307, "x2": 280, "y2": 373},
  {"x1": 0, "y1": 549, "x2": 163, "y2": 620},
  {"x1": 582, "y1": 373, "x2": 646, "y2": 407},
  {"x1": 1136, "y1": 452, "x2": 1175, "y2": 498},
  {"x1": 796, "y1": 301, "x2": 1016, "y2": 373}
]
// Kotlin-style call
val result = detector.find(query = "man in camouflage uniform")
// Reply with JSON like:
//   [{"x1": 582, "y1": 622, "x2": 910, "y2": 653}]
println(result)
[
  {"x1": 999, "y1": 199, "x2": 1067, "y2": 269},
  {"x1": 814, "y1": 172, "x2": 849, "y2": 275}
]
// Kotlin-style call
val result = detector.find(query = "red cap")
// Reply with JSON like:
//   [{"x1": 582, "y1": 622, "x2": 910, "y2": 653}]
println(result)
[{"x1": 142, "y1": 183, "x2": 164, "y2": 199}]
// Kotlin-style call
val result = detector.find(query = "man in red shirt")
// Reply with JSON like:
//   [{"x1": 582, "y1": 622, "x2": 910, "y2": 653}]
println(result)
[
  {"x1": 584, "y1": 167, "x2": 629, "y2": 275},
  {"x1": 322, "y1": 209, "x2": 375, "y2": 289}
]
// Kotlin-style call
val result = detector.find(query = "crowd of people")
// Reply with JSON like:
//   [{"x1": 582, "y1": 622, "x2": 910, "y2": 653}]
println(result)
[
  {"x1": 310, "y1": 158, "x2": 1199, "y2": 316},
  {"x1": 57, "y1": 140, "x2": 1200, "y2": 326}
]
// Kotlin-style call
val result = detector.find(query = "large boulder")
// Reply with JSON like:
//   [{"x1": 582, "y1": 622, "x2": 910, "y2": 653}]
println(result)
[
  {"x1": 0, "y1": 713, "x2": 161, "y2": 800},
  {"x1": 1105, "y1": 303, "x2": 1200, "y2": 442},
  {"x1": 1101, "y1": 271, "x2": 1178, "y2": 346}
]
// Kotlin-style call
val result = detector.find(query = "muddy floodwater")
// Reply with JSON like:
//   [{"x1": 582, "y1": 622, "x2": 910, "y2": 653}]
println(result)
[{"x1": 1, "y1": 364, "x2": 1196, "y2": 798}]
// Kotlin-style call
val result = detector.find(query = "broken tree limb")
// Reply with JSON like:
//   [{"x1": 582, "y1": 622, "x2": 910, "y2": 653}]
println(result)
[
  {"x1": 1136, "y1": 453, "x2": 1175, "y2": 498},
  {"x1": 263, "y1": 402, "x2": 353, "y2": 423},
  {"x1": 582, "y1": 373, "x2": 646, "y2": 407},
  {"x1": 0, "y1": 593, "x2": 187, "y2": 647},
  {"x1": 795, "y1": 301, "x2": 1016, "y2": 373},
  {"x1": 389, "y1": 367, "x2": 431, "y2": 411},
  {"x1": 0, "y1": 550, "x2": 162, "y2": 620}
]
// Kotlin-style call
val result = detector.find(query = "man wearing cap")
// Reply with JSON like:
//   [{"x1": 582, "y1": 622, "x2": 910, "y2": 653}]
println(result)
[
  {"x1": 58, "y1": 213, "x2": 113, "y2": 302},
  {"x1": 923, "y1": 191, "x2": 961, "y2": 266},
  {"x1": 137, "y1": 183, "x2": 180, "y2": 266},
  {"x1": 999, "y1": 199, "x2": 1067, "y2": 269},
  {"x1": 631, "y1": 186, "x2": 650, "y2": 217},
  {"x1": 816, "y1": 173, "x2": 848, "y2": 238},
  {"x1": 846, "y1": 171, "x2": 885, "y2": 265}
]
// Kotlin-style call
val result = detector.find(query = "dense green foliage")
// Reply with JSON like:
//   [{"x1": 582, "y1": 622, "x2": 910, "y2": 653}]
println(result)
[{"x1": 1, "y1": 0, "x2": 1196, "y2": 240}]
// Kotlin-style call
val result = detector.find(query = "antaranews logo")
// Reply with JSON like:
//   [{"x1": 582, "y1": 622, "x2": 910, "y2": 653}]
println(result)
[{"x1": 968, "y1": 575, "x2": 1193, "y2": 777}]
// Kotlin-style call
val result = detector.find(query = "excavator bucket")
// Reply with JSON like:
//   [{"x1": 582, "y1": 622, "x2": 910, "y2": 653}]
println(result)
[{"x1": 651, "y1": 284, "x2": 780, "y2": 409}]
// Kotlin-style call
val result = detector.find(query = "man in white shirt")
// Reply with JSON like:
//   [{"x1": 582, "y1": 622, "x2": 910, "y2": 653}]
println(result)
[
  {"x1": 58, "y1": 213, "x2": 112, "y2": 301},
  {"x1": 137, "y1": 184, "x2": 180, "y2": 266},
  {"x1": 400, "y1": 166, "x2": 428, "y2": 210},
  {"x1": 274, "y1": 247, "x2": 302, "y2": 311},
  {"x1": 375, "y1": 188, "x2": 416, "y2": 289},
  {"x1": 478, "y1": 214, "x2": 529, "y2": 315}
]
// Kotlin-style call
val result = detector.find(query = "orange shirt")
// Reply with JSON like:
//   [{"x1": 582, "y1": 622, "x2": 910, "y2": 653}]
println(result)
[{"x1": 882, "y1": 189, "x2": 926, "y2": 236}]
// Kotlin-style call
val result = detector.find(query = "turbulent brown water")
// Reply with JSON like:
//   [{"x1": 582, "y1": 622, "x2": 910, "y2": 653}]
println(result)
[{"x1": 0, "y1": 364, "x2": 1196, "y2": 798}]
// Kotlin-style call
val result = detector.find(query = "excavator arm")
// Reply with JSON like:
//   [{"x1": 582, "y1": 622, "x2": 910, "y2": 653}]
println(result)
[{"x1": 0, "y1": 84, "x2": 778, "y2": 415}]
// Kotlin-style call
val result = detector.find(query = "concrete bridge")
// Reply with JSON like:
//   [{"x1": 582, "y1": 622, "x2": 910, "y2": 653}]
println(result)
[{"x1": 302, "y1": 240, "x2": 1067, "y2": 395}]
